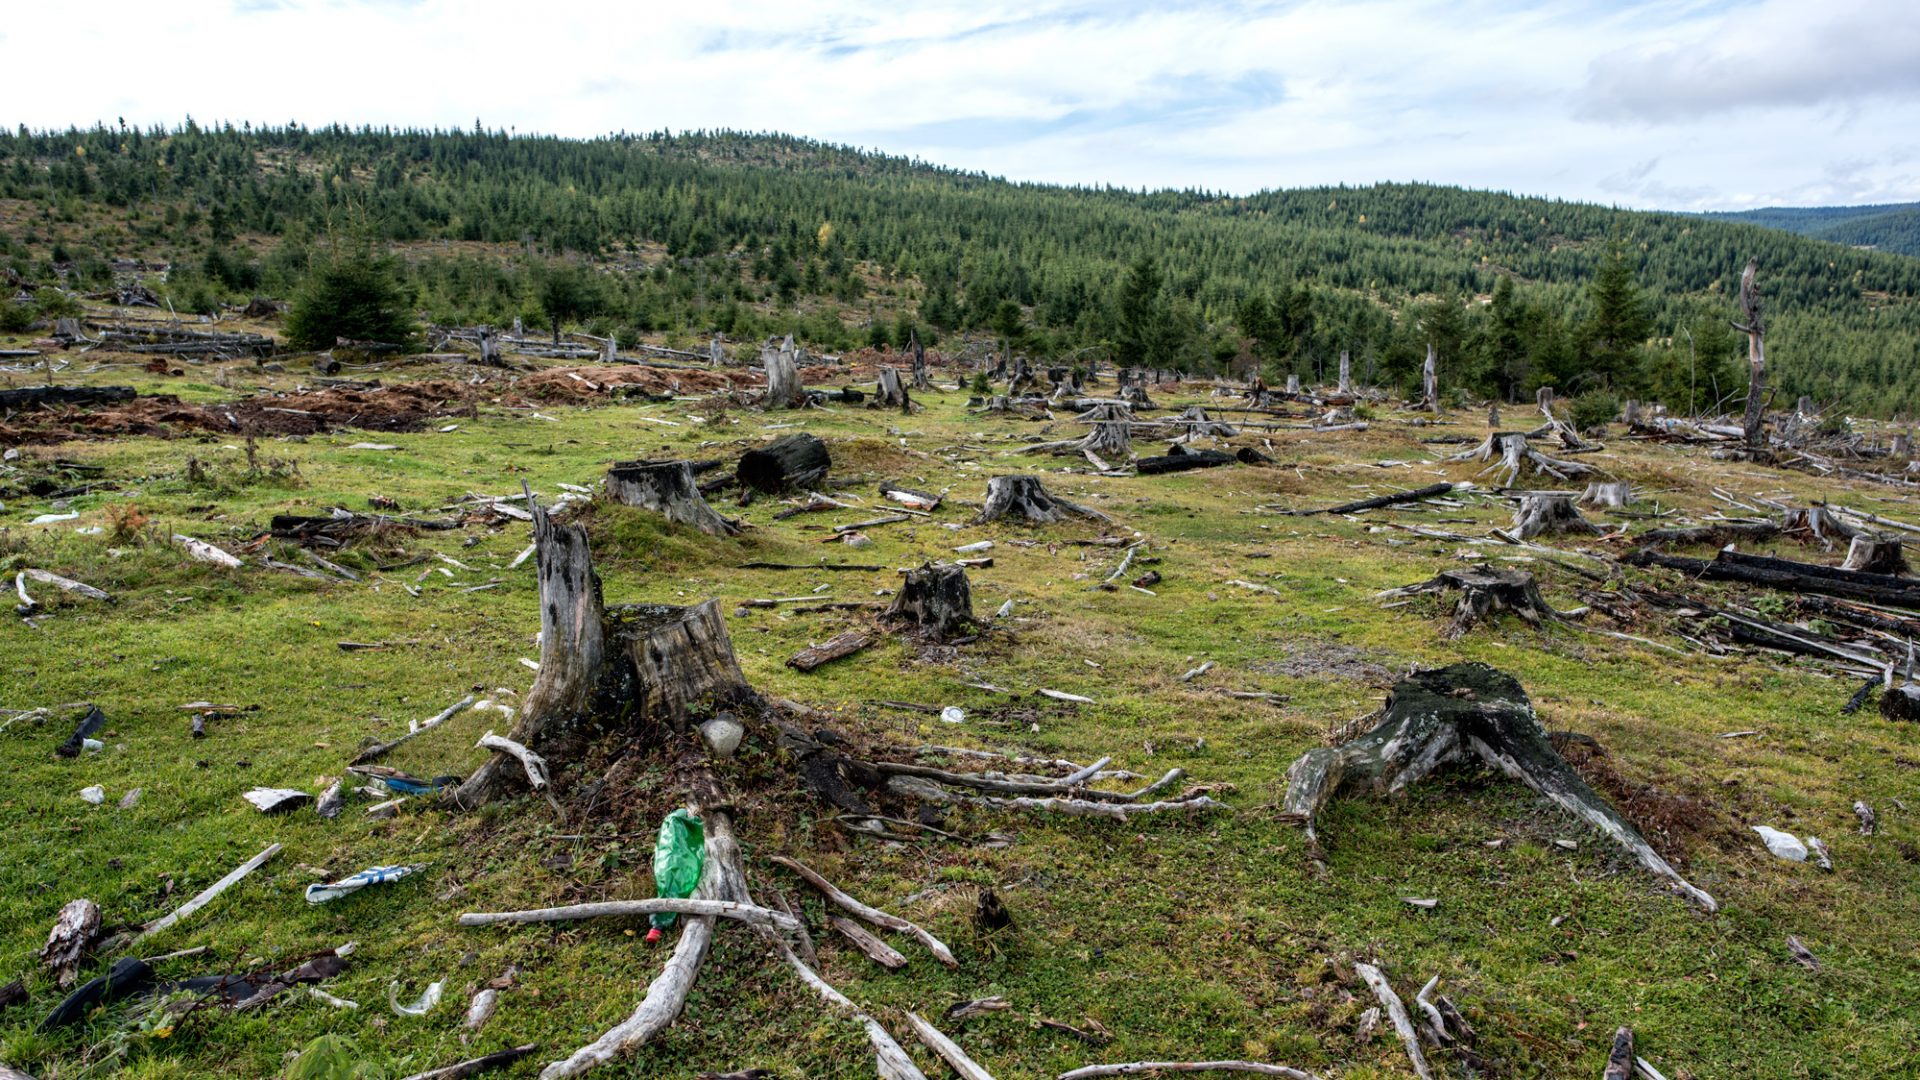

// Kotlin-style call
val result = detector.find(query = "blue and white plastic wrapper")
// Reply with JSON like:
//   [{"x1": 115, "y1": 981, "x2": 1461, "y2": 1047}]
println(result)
[{"x1": 306, "y1": 864, "x2": 422, "y2": 904}]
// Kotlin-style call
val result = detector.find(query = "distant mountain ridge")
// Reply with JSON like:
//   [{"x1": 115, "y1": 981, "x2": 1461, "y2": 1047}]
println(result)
[{"x1": 1703, "y1": 202, "x2": 1920, "y2": 257}]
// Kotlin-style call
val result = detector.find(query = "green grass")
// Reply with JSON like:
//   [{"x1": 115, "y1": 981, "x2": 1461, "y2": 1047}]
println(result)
[{"x1": 2, "y1": 364, "x2": 1918, "y2": 1078}]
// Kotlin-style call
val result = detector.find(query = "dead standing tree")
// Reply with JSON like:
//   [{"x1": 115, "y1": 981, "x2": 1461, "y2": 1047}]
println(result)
[
  {"x1": 1734, "y1": 258, "x2": 1768, "y2": 451},
  {"x1": 1279, "y1": 663, "x2": 1717, "y2": 911},
  {"x1": 908, "y1": 329, "x2": 931, "y2": 391},
  {"x1": 1421, "y1": 343, "x2": 1439, "y2": 413}
]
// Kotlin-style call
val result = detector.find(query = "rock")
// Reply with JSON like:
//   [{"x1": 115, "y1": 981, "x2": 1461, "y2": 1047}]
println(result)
[
  {"x1": 79, "y1": 786, "x2": 105, "y2": 805},
  {"x1": 1753, "y1": 825, "x2": 1809, "y2": 862},
  {"x1": 700, "y1": 714, "x2": 745, "y2": 759}
]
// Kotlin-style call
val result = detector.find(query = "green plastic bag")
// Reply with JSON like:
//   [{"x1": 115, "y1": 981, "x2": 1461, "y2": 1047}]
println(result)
[{"x1": 648, "y1": 809, "x2": 705, "y2": 933}]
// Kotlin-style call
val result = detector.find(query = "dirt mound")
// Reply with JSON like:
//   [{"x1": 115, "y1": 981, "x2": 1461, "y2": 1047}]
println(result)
[
  {"x1": 517, "y1": 364, "x2": 740, "y2": 402},
  {"x1": 1556, "y1": 738, "x2": 1741, "y2": 867},
  {"x1": 0, "y1": 381, "x2": 471, "y2": 444}
]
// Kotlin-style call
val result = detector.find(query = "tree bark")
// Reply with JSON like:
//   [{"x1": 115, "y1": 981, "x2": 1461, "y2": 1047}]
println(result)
[{"x1": 605, "y1": 460, "x2": 740, "y2": 536}]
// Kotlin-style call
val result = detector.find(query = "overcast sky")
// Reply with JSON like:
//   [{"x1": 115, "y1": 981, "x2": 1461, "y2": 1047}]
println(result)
[{"x1": 5, "y1": 0, "x2": 1917, "y2": 211}]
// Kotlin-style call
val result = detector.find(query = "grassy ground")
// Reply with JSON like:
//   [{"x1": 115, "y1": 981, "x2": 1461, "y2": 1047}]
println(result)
[{"x1": 2, "y1": 349, "x2": 1918, "y2": 1079}]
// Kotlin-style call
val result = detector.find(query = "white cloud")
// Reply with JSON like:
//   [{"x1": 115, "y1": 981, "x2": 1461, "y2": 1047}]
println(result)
[{"x1": 2, "y1": 0, "x2": 1917, "y2": 211}]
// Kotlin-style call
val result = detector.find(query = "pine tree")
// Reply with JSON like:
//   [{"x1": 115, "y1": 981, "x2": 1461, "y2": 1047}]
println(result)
[
  {"x1": 285, "y1": 244, "x2": 415, "y2": 351},
  {"x1": 1584, "y1": 238, "x2": 1652, "y2": 390}
]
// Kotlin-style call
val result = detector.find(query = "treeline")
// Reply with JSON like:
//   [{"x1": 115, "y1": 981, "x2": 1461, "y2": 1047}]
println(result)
[{"x1": 2, "y1": 123, "x2": 1917, "y2": 414}]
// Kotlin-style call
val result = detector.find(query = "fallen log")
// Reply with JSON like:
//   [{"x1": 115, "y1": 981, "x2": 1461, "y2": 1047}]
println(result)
[
  {"x1": 787, "y1": 631, "x2": 874, "y2": 672},
  {"x1": 0, "y1": 385, "x2": 135, "y2": 410},
  {"x1": 738, "y1": 433, "x2": 830, "y2": 493},
  {"x1": 1278, "y1": 663, "x2": 1716, "y2": 910},
  {"x1": 1294, "y1": 482, "x2": 1456, "y2": 516},
  {"x1": 398, "y1": 1045, "x2": 540, "y2": 1080},
  {"x1": 1625, "y1": 548, "x2": 1920, "y2": 610},
  {"x1": 1135, "y1": 447, "x2": 1235, "y2": 475}
]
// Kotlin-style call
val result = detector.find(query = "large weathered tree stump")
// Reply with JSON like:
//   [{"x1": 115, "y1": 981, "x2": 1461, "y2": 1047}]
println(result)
[
  {"x1": 1172, "y1": 405, "x2": 1237, "y2": 440},
  {"x1": 762, "y1": 335, "x2": 803, "y2": 410},
  {"x1": 1511, "y1": 494, "x2": 1603, "y2": 540},
  {"x1": 873, "y1": 366, "x2": 912, "y2": 412},
  {"x1": 885, "y1": 563, "x2": 975, "y2": 642},
  {"x1": 1842, "y1": 534, "x2": 1908, "y2": 576},
  {"x1": 1445, "y1": 432, "x2": 1597, "y2": 487},
  {"x1": 972, "y1": 476, "x2": 1112, "y2": 525},
  {"x1": 1579, "y1": 481, "x2": 1634, "y2": 510},
  {"x1": 455, "y1": 494, "x2": 755, "y2": 807},
  {"x1": 1279, "y1": 663, "x2": 1717, "y2": 910},
  {"x1": 1378, "y1": 566, "x2": 1564, "y2": 638},
  {"x1": 605, "y1": 460, "x2": 740, "y2": 537},
  {"x1": 737, "y1": 433, "x2": 830, "y2": 493}
]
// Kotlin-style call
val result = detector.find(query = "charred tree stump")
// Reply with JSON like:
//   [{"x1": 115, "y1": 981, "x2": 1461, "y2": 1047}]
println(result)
[
  {"x1": 605, "y1": 460, "x2": 740, "y2": 537},
  {"x1": 738, "y1": 434, "x2": 830, "y2": 493},
  {"x1": 1511, "y1": 494, "x2": 1604, "y2": 540},
  {"x1": 1008, "y1": 357, "x2": 1038, "y2": 396},
  {"x1": 885, "y1": 563, "x2": 975, "y2": 643},
  {"x1": 1842, "y1": 534, "x2": 1907, "y2": 576},
  {"x1": 1882, "y1": 682, "x2": 1920, "y2": 722},
  {"x1": 873, "y1": 366, "x2": 912, "y2": 412},
  {"x1": 1378, "y1": 566, "x2": 1565, "y2": 638},
  {"x1": 1279, "y1": 663, "x2": 1716, "y2": 910},
  {"x1": 972, "y1": 476, "x2": 1112, "y2": 525}
]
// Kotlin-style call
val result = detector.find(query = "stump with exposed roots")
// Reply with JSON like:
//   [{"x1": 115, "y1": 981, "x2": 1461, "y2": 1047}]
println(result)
[
  {"x1": 1279, "y1": 662, "x2": 1716, "y2": 911},
  {"x1": 605, "y1": 460, "x2": 740, "y2": 537},
  {"x1": 1171, "y1": 405, "x2": 1238, "y2": 441},
  {"x1": 972, "y1": 476, "x2": 1112, "y2": 525},
  {"x1": 1511, "y1": 494, "x2": 1604, "y2": 540},
  {"x1": 1579, "y1": 481, "x2": 1634, "y2": 510},
  {"x1": 885, "y1": 563, "x2": 975, "y2": 642},
  {"x1": 872, "y1": 366, "x2": 912, "y2": 412},
  {"x1": 1378, "y1": 566, "x2": 1566, "y2": 638},
  {"x1": 1446, "y1": 431, "x2": 1598, "y2": 487}
]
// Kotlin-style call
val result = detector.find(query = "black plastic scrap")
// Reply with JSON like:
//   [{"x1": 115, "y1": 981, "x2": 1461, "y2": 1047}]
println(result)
[{"x1": 40, "y1": 949, "x2": 351, "y2": 1030}]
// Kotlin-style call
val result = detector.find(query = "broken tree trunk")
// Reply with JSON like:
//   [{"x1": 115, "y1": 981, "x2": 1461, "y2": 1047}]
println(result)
[
  {"x1": 972, "y1": 476, "x2": 1112, "y2": 525},
  {"x1": 1378, "y1": 567, "x2": 1564, "y2": 638},
  {"x1": 737, "y1": 434, "x2": 831, "y2": 493},
  {"x1": 1511, "y1": 494, "x2": 1603, "y2": 540},
  {"x1": 874, "y1": 367, "x2": 912, "y2": 412},
  {"x1": 885, "y1": 563, "x2": 975, "y2": 643},
  {"x1": 1735, "y1": 258, "x2": 1768, "y2": 450},
  {"x1": 456, "y1": 493, "x2": 756, "y2": 807},
  {"x1": 605, "y1": 460, "x2": 740, "y2": 537},
  {"x1": 1295, "y1": 482, "x2": 1456, "y2": 516},
  {"x1": 763, "y1": 337, "x2": 803, "y2": 410},
  {"x1": 1278, "y1": 663, "x2": 1716, "y2": 910},
  {"x1": 909, "y1": 330, "x2": 930, "y2": 390},
  {"x1": 1338, "y1": 349, "x2": 1352, "y2": 395},
  {"x1": 1422, "y1": 343, "x2": 1439, "y2": 412}
]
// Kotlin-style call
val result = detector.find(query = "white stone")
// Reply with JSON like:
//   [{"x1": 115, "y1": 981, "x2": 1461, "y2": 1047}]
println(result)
[{"x1": 701, "y1": 716, "x2": 745, "y2": 759}]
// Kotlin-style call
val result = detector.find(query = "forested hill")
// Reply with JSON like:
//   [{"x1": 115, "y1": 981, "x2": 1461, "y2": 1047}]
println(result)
[
  {"x1": 4, "y1": 125, "x2": 1919, "y2": 414},
  {"x1": 1704, "y1": 202, "x2": 1920, "y2": 259}
]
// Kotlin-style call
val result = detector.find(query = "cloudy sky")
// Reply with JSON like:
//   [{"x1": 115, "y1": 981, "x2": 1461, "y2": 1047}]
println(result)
[{"x1": 5, "y1": 0, "x2": 1917, "y2": 211}]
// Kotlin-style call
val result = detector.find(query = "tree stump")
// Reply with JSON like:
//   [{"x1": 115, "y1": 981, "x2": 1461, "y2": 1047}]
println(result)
[
  {"x1": 1445, "y1": 432, "x2": 1595, "y2": 487},
  {"x1": 762, "y1": 335, "x2": 803, "y2": 409},
  {"x1": 1279, "y1": 662, "x2": 1716, "y2": 910},
  {"x1": 886, "y1": 563, "x2": 975, "y2": 642},
  {"x1": 1842, "y1": 534, "x2": 1908, "y2": 576},
  {"x1": 1008, "y1": 357, "x2": 1038, "y2": 396},
  {"x1": 972, "y1": 476, "x2": 1112, "y2": 525},
  {"x1": 1421, "y1": 343, "x2": 1439, "y2": 412},
  {"x1": 1284, "y1": 373, "x2": 1301, "y2": 396},
  {"x1": 605, "y1": 460, "x2": 740, "y2": 537},
  {"x1": 1512, "y1": 494, "x2": 1603, "y2": 540},
  {"x1": 456, "y1": 494, "x2": 755, "y2": 807},
  {"x1": 1578, "y1": 481, "x2": 1634, "y2": 510},
  {"x1": 908, "y1": 329, "x2": 930, "y2": 390},
  {"x1": 1337, "y1": 349, "x2": 1352, "y2": 395},
  {"x1": 1173, "y1": 405, "x2": 1237, "y2": 440},
  {"x1": 737, "y1": 434, "x2": 830, "y2": 493},
  {"x1": 1378, "y1": 566, "x2": 1563, "y2": 638},
  {"x1": 873, "y1": 366, "x2": 912, "y2": 412}
]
